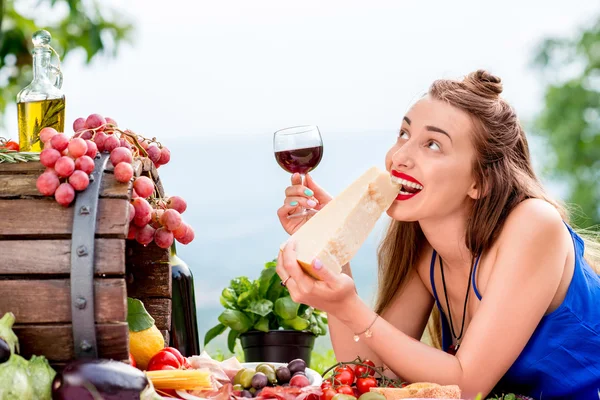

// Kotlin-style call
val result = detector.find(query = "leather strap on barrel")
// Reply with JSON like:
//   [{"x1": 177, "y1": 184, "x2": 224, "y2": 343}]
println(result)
[{"x1": 70, "y1": 152, "x2": 110, "y2": 359}]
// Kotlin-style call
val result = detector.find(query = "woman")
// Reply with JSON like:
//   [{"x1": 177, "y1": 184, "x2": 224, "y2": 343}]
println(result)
[{"x1": 275, "y1": 70, "x2": 600, "y2": 399}]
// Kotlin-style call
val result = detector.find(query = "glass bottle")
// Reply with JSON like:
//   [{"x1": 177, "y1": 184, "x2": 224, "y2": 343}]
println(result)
[
  {"x1": 169, "y1": 243, "x2": 200, "y2": 356},
  {"x1": 16, "y1": 30, "x2": 65, "y2": 152}
]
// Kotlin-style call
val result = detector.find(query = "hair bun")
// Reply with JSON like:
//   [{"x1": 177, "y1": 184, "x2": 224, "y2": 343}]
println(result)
[{"x1": 464, "y1": 69, "x2": 503, "y2": 99}]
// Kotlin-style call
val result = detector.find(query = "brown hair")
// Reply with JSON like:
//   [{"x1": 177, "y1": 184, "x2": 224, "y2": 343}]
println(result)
[{"x1": 374, "y1": 70, "x2": 600, "y2": 349}]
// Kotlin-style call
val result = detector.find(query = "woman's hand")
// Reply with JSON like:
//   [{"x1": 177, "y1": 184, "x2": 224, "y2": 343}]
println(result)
[
  {"x1": 277, "y1": 173, "x2": 332, "y2": 235},
  {"x1": 276, "y1": 239, "x2": 357, "y2": 318}
]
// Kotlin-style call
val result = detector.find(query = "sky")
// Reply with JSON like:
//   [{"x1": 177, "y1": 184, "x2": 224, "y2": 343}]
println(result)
[{"x1": 5, "y1": 0, "x2": 599, "y2": 139}]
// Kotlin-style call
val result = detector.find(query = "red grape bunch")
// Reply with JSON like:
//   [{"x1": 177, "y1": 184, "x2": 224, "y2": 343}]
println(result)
[
  {"x1": 36, "y1": 127, "x2": 98, "y2": 207},
  {"x1": 72, "y1": 113, "x2": 171, "y2": 169},
  {"x1": 128, "y1": 191, "x2": 195, "y2": 249},
  {"x1": 35, "y1": 112, "x2": 194, "y2": 248}
]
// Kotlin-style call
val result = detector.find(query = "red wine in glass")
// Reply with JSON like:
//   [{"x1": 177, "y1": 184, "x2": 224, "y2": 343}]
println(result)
[
  {"x1": 274, "y1": 145, "x2": 323, "y2": 175},
  {"x1": 273, "y1": 125, "x2": 324, "y2": 219}
]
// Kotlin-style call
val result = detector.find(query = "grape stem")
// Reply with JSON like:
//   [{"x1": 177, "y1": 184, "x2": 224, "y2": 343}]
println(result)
[{"x1": 76, "y1": 123, "x2": 169, "y2": 159}]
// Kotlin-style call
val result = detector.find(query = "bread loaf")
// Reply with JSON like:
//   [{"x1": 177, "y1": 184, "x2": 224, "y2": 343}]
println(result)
[{"x1": 369, "y1": 383, "x2": 462, "y2": 399}]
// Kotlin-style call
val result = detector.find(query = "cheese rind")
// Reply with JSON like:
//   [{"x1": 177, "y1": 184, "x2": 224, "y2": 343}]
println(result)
[{"x1": 281, "y1": 166, "x2": 399, "y2": 278}]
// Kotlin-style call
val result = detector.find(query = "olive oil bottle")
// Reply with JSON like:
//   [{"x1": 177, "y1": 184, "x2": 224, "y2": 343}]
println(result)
[{"x1": 16, "y1": 30, "x2": 65, "y2": 152}]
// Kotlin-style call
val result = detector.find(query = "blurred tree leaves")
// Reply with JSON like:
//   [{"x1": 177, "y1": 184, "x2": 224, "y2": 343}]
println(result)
[
  {"x1": 532, "y1": 15, "x2": 600, "y2": 228},
  {"x1": 0, "y1": 0, "x2": 133, "y2": 123}
]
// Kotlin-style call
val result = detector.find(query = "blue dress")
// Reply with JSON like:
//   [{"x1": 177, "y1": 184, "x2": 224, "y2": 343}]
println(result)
[{"x1": 429, "y1": 223, "x2": 600, "y2": 399}]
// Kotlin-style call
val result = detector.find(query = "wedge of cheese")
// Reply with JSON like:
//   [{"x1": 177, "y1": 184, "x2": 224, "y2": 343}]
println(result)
[{"x1": 281, "y1": 166, "x2": 399, "y2": 278}]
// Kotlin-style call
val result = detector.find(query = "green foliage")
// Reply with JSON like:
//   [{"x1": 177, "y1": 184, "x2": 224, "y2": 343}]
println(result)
[
  {"x1": 204, "y1": 259, "x2": 329, "y2": 353},
  {"x1": 0, "y1": 0, "x2": 133, "y2": 124},
  {"x1": 308, "y1": 349, "x2": 337, "y2": 375},
  {"x1": 532, "y1": 15, "x2": 600, "y2": 228}
]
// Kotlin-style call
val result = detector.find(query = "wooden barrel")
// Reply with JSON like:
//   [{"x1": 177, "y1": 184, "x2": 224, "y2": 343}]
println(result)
[{"x1": 0, "y1": 156, "x2": 172, "y2": 367}]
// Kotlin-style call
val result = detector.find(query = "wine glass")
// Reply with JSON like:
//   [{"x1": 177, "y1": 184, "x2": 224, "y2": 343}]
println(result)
[{"x1": 274, "y1": 125, "x2": 324, "y2": 219}]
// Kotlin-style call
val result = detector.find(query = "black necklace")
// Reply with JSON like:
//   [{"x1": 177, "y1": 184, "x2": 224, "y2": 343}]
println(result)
[{"x1": 439, "y1": 254, "x2": 475, "y2": 355}]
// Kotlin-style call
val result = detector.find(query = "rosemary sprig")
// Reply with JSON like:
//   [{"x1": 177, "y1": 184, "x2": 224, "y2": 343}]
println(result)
[{"x1": 0, "y1": 149, "x2": 40, "y2": 163}]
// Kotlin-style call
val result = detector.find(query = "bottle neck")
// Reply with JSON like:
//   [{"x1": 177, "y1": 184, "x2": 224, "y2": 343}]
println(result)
[
  {"x1": 170, "y1": 243, "x2": 178, "y2": 258},
  {"x1": 32, "y1": 48, "x2": 52, "y2": 82}
]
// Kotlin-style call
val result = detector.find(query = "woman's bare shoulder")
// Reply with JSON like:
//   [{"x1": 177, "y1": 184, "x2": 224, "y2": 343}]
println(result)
[{"x1": 497, "y1": 198, "x2": 569, "y2": 253}]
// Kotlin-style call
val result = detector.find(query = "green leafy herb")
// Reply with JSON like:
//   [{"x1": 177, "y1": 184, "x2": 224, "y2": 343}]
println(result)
[
  {"x1": 204, "y1": 323, "x2": 227, "y2": 347},
  {"x1": 204, "y1": 259, "x2": 329, "y2": 352},
  {"x1": 227, "y1": 329, "x2": 240, "y2": 354},
  {"x1": 126, "y1": 298, "x2": 155, "y2": 332},
  {"x1": 245, "y1": 299, "x2": 273, "y2": 317},
  {"x1": 218, "y1": 309, "x2": 253, "y2": 333},
  {"x1": 0, "y1": 312, "x2": 19, "y2": 355},
  {"x1": 274, "y1": 296, "x2": 300, "y2": 320}
]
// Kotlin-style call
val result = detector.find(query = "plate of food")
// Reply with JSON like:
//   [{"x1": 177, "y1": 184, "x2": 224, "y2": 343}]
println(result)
[{"x1": 239, "y1": 359, "x2": 323, "y2": 388}]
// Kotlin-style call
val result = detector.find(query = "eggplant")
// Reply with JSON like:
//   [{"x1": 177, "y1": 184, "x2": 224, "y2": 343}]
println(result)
[
  {"x1": 51, "y1": 359, "x2": 162, "y2": 400},
  {"x1": 0, "y1": 338, "x2": 10, "y2": 364}
]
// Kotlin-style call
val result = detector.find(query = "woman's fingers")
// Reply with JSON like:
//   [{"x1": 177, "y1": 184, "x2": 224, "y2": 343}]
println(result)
[
  {"x1": 281, "y1": 240, "x2": 313, "y2": 294},
  {"x1": 276, "y1": 250, "x2": 288, "y2": 280},
  {"x1": 305, "y1": 173, "x2": 331, "y2": 204},
  {"x1": 282, "y1": 195, "x2": 318, "y2": 210},
  {"x1": 284, "y1": 184, "x2": 319, "y2": 203}
]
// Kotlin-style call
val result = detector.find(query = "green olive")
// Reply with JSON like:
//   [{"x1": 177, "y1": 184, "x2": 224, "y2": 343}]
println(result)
[
  {"x1": 233, "y1": 368, "x2": 246, "y2": 385},
  {"x1": 256, "y1": 363, "x2": 276, "y2": 371},
  {"x1": 233, "y1": 384, "x2": 244, "y2": 391},
  {"x1": 240, "y1": 369, "x2": 256, "y2": 389},
  {"x1": 256, "y1": 365, "x2": 277, "y2": 384},
  {"x1": 357, "y1": 393, "x2": 387, "y2": 400},
  {"x1": 332, "y1": 395, "x2": 357, "y2": 400}
]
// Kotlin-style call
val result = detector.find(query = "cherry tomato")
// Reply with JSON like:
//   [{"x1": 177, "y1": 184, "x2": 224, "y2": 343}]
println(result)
[
  {"x1": 321, "y1": 380, "x2": 332, "y2": 390},
  {"x1": 336, "y1": 385, "x2": 354, "y2": 395},
  {"x1": 354, "y1": 359, "x2": 376, "y2": 378},
  {"x1": 147, "y1": 350, "x2": 181, "y2": 371},
  {"x1": 333, "y1": 367, "x2": 355, "y2": 386},
  {"x1": 1, "y1": 141, "x2": 19, "y2": 151},
  {"x1": 128, "y1": 352, "x2": 136, "y2": 368},
  {"x1": 356, "y1": 377, "x2": 378, "y2": 394},
  {"x1": 320, "y1": 388, "x2": 337, "y2": 400}
]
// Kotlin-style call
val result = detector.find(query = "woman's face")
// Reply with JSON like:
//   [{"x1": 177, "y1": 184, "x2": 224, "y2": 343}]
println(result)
[{"x1": 385, "y1": 96, "x2": 480, "y2": 222}]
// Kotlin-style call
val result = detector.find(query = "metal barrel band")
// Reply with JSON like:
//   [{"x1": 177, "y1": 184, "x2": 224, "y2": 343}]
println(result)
[{"x1": 70, "y1": 152, "x2": 110, "y2": 359}]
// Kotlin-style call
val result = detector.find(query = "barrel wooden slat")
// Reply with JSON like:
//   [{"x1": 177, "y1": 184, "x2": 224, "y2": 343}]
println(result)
[
  {"x1": 0, "y1": 279, "x2": 127, "y2": 323},
  {"x1": 14, "y1": 323, "x2": 129, "y2": 362},
  {"x1": 0, "y1": 198, "x2": 129, "y2": 237},
  {"x1": 143, "y1": 298, "x2": 172, "y2": 331},
  {"x1": 0, "y1": 239, "x2": 125, "y2": 274},
  {"x1": 0, "y1": 173, "x2": 130, "y2": 199},
  {"x1": 0, "y1": 156, "x2": 172, "y2": 365},
  {"x1": 126, "y1": 263, "x2": 171, "y2": 298},
  {"x1": 0, "y1": 162, "x2": 45, "y2": 173},
  {"x1": 0, "y1": 159, "x2": 142, "y2": 174}
]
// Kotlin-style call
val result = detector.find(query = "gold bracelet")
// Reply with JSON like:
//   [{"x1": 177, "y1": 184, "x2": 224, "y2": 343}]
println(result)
[{"x1": 353, "y1": 314, "x2": 379, "y2": 342}]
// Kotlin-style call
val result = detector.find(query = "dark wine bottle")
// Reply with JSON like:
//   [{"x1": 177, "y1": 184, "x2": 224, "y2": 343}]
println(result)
[{"x1": 168, "y1": 243, "x2": 200, "y2": 356}]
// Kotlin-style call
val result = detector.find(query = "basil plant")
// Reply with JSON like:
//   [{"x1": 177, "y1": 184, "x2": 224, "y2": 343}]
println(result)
[{"x1": 204, "y1": 260, "x2": 328, "y2": 353}]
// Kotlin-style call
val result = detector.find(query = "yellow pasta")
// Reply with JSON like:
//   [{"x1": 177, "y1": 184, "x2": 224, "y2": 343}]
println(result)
[{"x1": 146, "y1": 369, "x2": 212, "y2": 390}]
